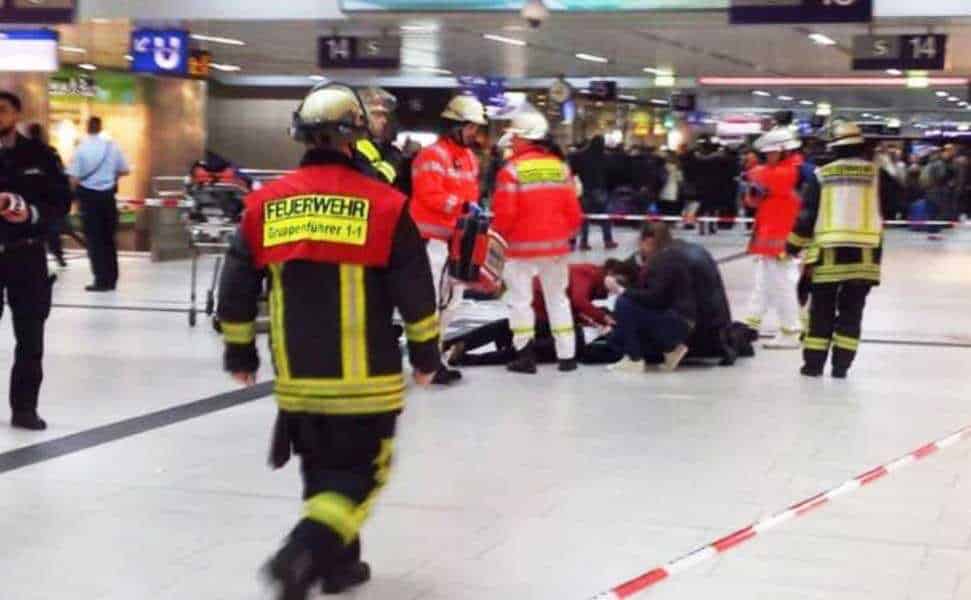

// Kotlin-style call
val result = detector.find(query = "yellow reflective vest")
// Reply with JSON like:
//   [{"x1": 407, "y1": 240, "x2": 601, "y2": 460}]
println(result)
[{"x1": 813, "y1": 159, "x2": 883, "y2": 248}]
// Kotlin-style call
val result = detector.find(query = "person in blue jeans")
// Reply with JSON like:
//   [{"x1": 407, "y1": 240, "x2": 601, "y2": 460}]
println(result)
[{"x1": 605, "y1": 222, "x2": 696, "y2": 372}]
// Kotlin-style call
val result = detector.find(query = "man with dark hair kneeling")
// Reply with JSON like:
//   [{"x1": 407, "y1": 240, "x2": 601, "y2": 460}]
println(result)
[{"x1": 608, "y1": 222, "x2": 736, "y2": 372}]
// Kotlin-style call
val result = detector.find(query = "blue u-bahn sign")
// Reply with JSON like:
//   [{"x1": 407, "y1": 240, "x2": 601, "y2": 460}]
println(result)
[{"x1": 130, "y1": 29, "x2": 190, "y2": 76}]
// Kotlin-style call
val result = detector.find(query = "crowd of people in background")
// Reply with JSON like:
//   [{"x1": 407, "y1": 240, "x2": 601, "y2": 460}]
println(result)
[{"x1": 476, "y1": 132, "x2": 971, "y2": 244}]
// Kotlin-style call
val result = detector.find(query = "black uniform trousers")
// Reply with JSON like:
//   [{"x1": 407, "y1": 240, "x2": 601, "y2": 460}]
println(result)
[
  {"x1": 282, "y1": 411, "x2": 398, "y2": 575},
  {"x1": 1, "y1": 244, "x2": 53, "y2": 416},
  {"x1": 78, "y1": 187, "x2": 119, "y2": 288},
  {"x1": 803, "y1": 280, "x2": 871, "y2": 373}
]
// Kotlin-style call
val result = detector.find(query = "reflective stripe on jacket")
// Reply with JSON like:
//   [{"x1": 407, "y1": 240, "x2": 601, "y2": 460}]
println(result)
[
  {"x1": 813, "y1": 159, "x2": 883, "y2": 248},
  {"x1": 491, "y1": 146, "x2": 584, "y2": 259},
  {"x1": 410, "y1": 137, "x2": 479, "y2": 241},
  {"x1": 218, "y1": 149, "x2": 441, "y2": 416}
]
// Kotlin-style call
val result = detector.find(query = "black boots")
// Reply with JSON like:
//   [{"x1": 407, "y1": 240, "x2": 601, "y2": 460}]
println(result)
[
  {"x1": 507, "y1": 344, "x2": 537, "y2": 374},
  {"x1": 800, "y1": 365, "x2": 823, "y2": 378},
  {"x1": 558, "y1": 358, "x2": 578, "y2": 372},
  {"x1": 11, "y1": 412, "x2": 46, "y2": 430},
  {"x1": 431, "y1": 365, "x2": 462, "y2": 385},
  {"x1": 322, "y1": 561, "x2": 371, "y2": 595}
]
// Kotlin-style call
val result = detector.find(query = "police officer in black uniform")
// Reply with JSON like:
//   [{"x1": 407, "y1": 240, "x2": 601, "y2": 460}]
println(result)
[{"x1": 0, "y1": 91, "x2": 71, "y2": 430}]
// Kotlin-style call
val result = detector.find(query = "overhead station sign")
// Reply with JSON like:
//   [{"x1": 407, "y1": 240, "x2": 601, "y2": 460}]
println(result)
[
  {"x1": 318, "y1": 36, "x2": 401, "y2": 69},
  {"x1": 730, "y1": 0, "x2": 872, "y2": 24},
  {"x1": 341, "y1": 0, "x2": 723, "y2": 10},
  {"x1": 0, "y1": 29, "x2": 58, "y2": 72},
  {"x1": 130, "y1": 29, "x2": 191, "y2": 76},
  {"x1": 0, "y1": 0, "x2": 75, "y2": 24},
  {"x1": 852, "y1": 34, "x2": 948, "y2": 71}
]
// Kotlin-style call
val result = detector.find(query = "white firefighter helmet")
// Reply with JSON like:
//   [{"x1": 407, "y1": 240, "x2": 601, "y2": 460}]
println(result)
[
  {"x1": 290, "y1": 83, "x2": 368, "y2": 143},
  {"x1": 827, "y1": 120, "x2": 864, "y2": 148},
  {"x1": 754, "y1": 126, "x2": 802, "y2": 153},
  {"x1": 504, "y1": 104, "x2": 549, "y2": 141},
  {"x1": 441, "y1": 94, "x2": 488, "y2": 126}
]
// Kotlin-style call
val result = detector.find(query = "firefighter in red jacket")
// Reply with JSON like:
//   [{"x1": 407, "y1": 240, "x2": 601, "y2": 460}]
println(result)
[
  {"x1": 491, "y1": 105, "x2": 584, "y2": 374},
  {"x1": 410, "y1": 94, "x2": 487, "y2": 345},
  {"x1": 217, "y1": 83, "x2": 446, "y2": 600},
  {"x1": 742, "y1": 127, "x2": 804, "y2": 349}
]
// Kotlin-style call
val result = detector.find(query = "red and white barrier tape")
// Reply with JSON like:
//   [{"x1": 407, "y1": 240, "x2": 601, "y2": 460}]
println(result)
[
  {"x1": 122, "y1": 198, "x2": 194, "y2": 209},
  {"x1": 582, "y1": 213, "x2": 968, "y2": 228},
  {"x1": 589, "y1": 424, "x2": 971, "y2": 600}
]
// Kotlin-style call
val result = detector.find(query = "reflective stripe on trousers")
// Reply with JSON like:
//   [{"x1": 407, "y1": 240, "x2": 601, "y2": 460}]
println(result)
[{"x1": 504, "y1": 256, "x2": 576, "y2": 359}]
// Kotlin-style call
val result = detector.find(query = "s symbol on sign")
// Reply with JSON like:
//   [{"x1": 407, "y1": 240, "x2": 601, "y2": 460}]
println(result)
[
  {"x1": 364, "y1": 41, "x2": 380, "y2": 57},
  {"x1": 153, "y1": 35, "x2": 182, "y2": 71},
  {"x1": 873, "y1": 40, "x2": 890, "y2": 56}
]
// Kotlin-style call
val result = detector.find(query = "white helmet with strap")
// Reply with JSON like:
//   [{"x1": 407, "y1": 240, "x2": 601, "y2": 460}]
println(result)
[
  {"x1": 290, "y1": 82, "x2": 369, "y2": 144},
  {"x1": 441, "y1": 94, "x2": 488, "y2": 126},
  {"x1": 504, "y1": 103, "x2": 549, "y2": 141},
  {"x1": 754, "y1": 126, "x2": 802, "y2": 153}
]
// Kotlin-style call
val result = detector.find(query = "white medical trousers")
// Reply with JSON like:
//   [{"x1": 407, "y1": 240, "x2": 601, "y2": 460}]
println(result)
[
  {"x1": 743, "y1": 255, "x2": 802, "y2": 334},
  {"x1": 426, "y1": 239, "x2": 466, "y2": 339},
  {"x1": 505, "y1": 256, "x2": 576, "y2": 360}
]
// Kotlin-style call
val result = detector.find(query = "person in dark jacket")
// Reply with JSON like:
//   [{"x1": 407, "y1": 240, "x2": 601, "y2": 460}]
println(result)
[
  {"x1": 606, "y1": 222, "x2": 695, "y2": 372},
  {"x1": 27, "y1": 123, "x2": 73, "y2": 268},
  {"x1": 570, "y1": 135, "x2": 617, "y2": 250},
  {"x1": 621, "y1": 223, "x2": 736, "y2": 365},
  {"x1": 0, "y1": 91, "x2": 71, "y2": 430}
]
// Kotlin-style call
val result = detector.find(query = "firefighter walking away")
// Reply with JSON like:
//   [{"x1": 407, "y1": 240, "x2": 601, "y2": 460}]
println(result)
[{"x1": 216, "y1": 82, "x2": 450, "y2": 600}]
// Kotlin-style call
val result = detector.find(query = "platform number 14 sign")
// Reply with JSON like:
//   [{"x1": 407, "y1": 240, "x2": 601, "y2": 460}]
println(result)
[{"x1": 852, "y1": 34, "x2": 948, "y2": 71}]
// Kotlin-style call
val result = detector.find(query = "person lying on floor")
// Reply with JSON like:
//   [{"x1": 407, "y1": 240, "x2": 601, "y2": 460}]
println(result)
[
  {"x1": 444, "y1": 260, "x2": 634, "y2": 369},
  {"x1": 606, "y1": 222, "x2": 737, "y2": 373}
]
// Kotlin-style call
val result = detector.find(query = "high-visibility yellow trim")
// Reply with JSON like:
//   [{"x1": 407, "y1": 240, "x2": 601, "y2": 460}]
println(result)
[
  {"x1": 276, "y1": 376, "x2": 405, "y2": 398},
  {"x1": 788, "y1": 232, "x2": 813, "y2": 248},
  {"x1": 511, "y1": 326, "x2": 535, "y2": 335},
  {"x1": 304, "y1": 437, "x2": 395, "y2": 543},
  {"x1": 340, "y1": 265, "x2": 369, "y2": 380},
  {"x1": 743, "y1": 317, "x2": 762, "y2": 329},
  {"x1": 305, "y1": 492, "x2": 359, "y2": 543},
  {"x1": 833, "y1": 333, "x2": 860, "y2": 351},
  {"x1": 515, "y1": 158, "x2": 567, "y2": 185},
  {"x1": 221, "y1": 321, "x2": 256, "y2": 344},
  {"x1": 803, "y1": 336, "x2": 831, "y2": 351},
  {"x1": 551, "y1": 325, "x2": 575, "y2": 335},
  {"x1": 405, "y1": 313, "x2": 440, "y2": 343},
  {"x1": 268, "y1": 264, "x2": 291, "y2": 380},
  {"x1": 356, "y1": 139, "x2": 381, "y2": 162},
  {"x1": 375, "y1": 161, "x2": 397, "y2": 183},
  {"x1": 277, "y1": 391, "x2": 405, "y2": 415},
  {"x1": 357, "y1": 139, "x2": 397, "y2": 183}
]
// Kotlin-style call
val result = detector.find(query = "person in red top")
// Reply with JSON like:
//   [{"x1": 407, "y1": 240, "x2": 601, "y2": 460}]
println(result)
[
  {"x1": 742, "y1": 127, "x2": 804, "y2": 348},
  {"x1": 491, "y1": 105, "x2": 584, "y2": 374},
  {"x1": 410, "y1": 94, "x2": 487, "y2": 343},
  {"x1": 444, "y1": 261, "x2": 630, "y2": 367}
]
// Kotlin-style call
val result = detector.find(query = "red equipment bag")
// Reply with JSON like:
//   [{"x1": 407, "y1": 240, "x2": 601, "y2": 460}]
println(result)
[{"x1": 447, "y1": 214, "x2": 507, "y2": 294}]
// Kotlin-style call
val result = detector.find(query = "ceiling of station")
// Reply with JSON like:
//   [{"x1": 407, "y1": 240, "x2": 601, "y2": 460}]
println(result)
[{"x1": 51, "y1": 11, "x2": 971, "y2": 119}]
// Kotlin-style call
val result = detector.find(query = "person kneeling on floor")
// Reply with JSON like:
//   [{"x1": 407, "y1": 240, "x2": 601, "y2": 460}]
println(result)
[
  {"x1": 444, "y1": 260, "x2": 630, "y2": 369},
  {"x1": 606, "y1": 223, "x2": 695, "y2": 372},
  {"x1": 610, "y1": 223, "x2": 751, "y2": 370}
]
